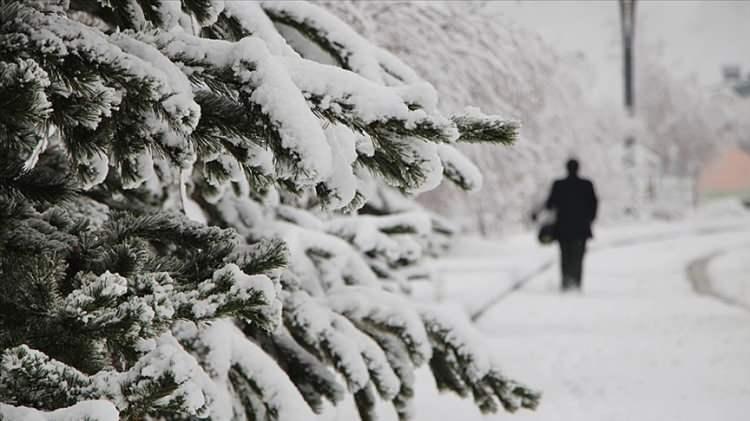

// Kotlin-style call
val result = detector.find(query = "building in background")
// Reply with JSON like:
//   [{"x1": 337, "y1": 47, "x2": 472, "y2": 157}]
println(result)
[
  {"x1": 697, "y1": 145, "x2": 750, "y2": 203},
  {"x1": 722, "y1": 64, "x2": 750, "y2": 97}
]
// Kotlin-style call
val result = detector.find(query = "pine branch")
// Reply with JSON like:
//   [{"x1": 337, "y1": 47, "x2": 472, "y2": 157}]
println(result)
[
  {"x1": 99, "y1": 211, "x2": 237, "y2": 251},
  {"x1": 438, "y1": 144, "x2": 483, "y2": 192},
  {"x1": 262, "y1": 6, "x2": 348, "y2": 69},
  {"x1": 0, "y1": 2, "x2": 538, "y2": 419},
  {"x1": 0, "y1": 153, "x2": 79, "y2": 205},
  {"x1": 181, "y1": 0, "x2": 217, "y2": 26},
  {"x1": 191, "y1": 90, "x2": 267, "y2": 155},
  {"x1": 0, "y1": 345, "x2": 93, "y2": 409},
  {"x1": 227, "y1": 238, "x2": 289, "y2": 276},
  {"x1": 452, "y1": 112, "x2": 519, "y2": 145},
  {"x1": 421, "y1": 307, "x2": 541, "y2": 415},
  {"x1": 200, "y1": 12, "x2": 246, "y2": 41},
  {"x1": 249, "y1": 328, "x2": 347, "y2": 413}
]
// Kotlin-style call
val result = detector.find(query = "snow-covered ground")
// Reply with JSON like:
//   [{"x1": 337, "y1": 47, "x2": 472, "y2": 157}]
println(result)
[
  {"x1": 408, "y1": 200, "x2": 750, "y2": 421},
  {"x1": 708, "y1": 246, "x2": 750, "y2": 309},
  {"x1": 327, "y1": 200, "x2": 750, "y2": 420}
]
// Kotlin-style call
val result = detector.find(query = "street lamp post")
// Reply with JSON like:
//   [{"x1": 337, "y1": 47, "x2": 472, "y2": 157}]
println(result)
[
  {"x1": 619, "y1": 0, "x2": 637, "y2": 116},
  {"x1": 619, "y1": 0, "x2": 640, "y2": 214}
]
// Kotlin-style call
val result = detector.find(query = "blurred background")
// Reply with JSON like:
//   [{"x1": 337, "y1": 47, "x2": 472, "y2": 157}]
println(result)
[
  {"x1": 315, "y1": 2, "x2": 750, "y2": 420},
  {"x1": 323, "y1": 0, "x2": 750, "y2": 236}
]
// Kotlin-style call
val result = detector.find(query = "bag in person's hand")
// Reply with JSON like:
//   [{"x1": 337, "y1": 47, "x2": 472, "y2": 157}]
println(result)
[
  {"x1": 534, "y1": 208, "x2": 556, "y2": 245},
  {"x1": 537, "y1": 222, "x2": 556, "y2": 245}
]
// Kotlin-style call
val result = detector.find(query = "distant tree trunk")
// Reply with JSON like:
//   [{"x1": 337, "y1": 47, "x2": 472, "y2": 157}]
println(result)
[
  {"x1": 619, "y1": 0, "x2": 637, "y2": 115},
  {"x1": 476, "y1": 198, "x2": 488, "y2": 237},
  {"x1": 620, "y1": 0, "x2": 639, "y2": 211}
]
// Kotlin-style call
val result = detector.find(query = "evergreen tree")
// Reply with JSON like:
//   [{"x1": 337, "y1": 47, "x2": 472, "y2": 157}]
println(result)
[{"x1": 0, "y1": 1, "x2": 539, "y2": 420}]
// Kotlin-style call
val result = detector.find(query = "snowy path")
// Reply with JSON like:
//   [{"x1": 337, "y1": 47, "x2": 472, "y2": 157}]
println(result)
[
  {"x1": 480, "y1": 229, "x2": 750, "y2": 421},
  {"x1": 327, "y1": 205, "x2": 750, "y2": 421},
  {"x1": 410, "y1": 212, "x2": 750, "y2": 421},
  {"x1": 468, "y1": 221, "x2": 750, "y2": 321}
]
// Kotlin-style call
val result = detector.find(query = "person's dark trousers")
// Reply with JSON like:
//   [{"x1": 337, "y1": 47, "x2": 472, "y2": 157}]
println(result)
[{"x1": 558, "y1": 239, "x2": 587, "y2": 291}]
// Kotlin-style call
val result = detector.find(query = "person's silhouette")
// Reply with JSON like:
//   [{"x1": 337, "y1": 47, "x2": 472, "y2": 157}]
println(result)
[{"x1": 545, "y1": 159, "x2": 598, "y2": 291}]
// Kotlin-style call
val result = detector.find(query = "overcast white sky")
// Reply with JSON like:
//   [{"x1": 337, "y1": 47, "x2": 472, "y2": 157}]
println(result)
[{"x1": 491, "y1": 0, "x2": 750, "y2": 102}]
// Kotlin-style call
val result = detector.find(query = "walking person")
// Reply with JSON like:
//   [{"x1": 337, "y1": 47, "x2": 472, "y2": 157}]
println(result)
[{"x1": 544, "y1": 159, "x2": 598, "y2": 291}]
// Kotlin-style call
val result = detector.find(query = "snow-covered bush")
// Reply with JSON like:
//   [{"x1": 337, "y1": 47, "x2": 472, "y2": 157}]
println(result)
[
  {"x1": 325, "y1": 2, "x2": 750, "y2": 232},
  {"x1": 0, "y1": 1, "x2": 538, "y2": 420},
  {"x1": 319, "y1": 1, "x2": 643, "y2": 233},
  {"x1": 636, "y1": 46, "x2": 750, "y2": 178}
]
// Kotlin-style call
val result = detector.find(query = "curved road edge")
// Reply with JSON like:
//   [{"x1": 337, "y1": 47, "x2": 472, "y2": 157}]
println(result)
[{"x1": 686, "y1": 250, "x2": 750, "y2": 312}]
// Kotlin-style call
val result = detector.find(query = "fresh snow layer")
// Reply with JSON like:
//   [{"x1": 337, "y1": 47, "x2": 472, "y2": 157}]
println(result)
[
  {"x1": 0, "y1": 400, "x2": 119, "y2": 421},
  {"x1": 222, "y1": 2, "x2": 300, "y2": 57},
  {"x1": 437, "y1": 144, "x2": 483, "y2": 192},
  {"x1": 708, "y1": 246, "x2": 750, "y2": 308},
  {"x1": 261, "y1": 0, "x2": 390, "y2": 84},
  {"x1": 323, "y1": 204, "x2": 750, "y2": 420}
]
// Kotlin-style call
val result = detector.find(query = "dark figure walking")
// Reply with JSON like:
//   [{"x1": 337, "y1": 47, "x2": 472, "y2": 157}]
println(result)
[{"x1": 545, "y1": 159, "x2": 598, "y2": 291}]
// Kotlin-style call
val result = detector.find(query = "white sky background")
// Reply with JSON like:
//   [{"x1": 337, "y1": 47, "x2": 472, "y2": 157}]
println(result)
[{"x1": 489, "y1": 0, "x2": 750, "y2": 102}]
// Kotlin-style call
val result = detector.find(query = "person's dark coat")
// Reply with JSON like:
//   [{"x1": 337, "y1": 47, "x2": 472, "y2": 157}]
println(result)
[{"x1": 545, "y1": 175, "x2": 598, "y2": 240}]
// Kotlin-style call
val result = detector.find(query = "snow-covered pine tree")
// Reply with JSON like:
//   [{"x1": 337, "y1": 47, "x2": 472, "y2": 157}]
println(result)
[
  {"x1": 0, "y1": 1, "x2": 539, "y2": 420},
  {"x1": 321, "y1": 1, "x2": 636, "y2": 232}
]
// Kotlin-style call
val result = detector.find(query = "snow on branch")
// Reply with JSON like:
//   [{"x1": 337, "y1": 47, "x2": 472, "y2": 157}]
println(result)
[
  {"x1": 326, "y1": 286, "x2": 432, "y2": 366},
  {"x1": 318, "y1": 124, "x2": 360, "y2": 209},
  {"x1": 278, "y1": 220, "x2": 379, "y2": 292},
  {"x1": 0, "y1": 400, "x2": 118, "y2": 421},
  {"x1": 326, "y1": 211, "x2": 429, "y2": 251},
  {"x1": 282, "y1": 291, "x2": 400, "y2": 404},
  {"x1": 261, "y1": 0, "x2": 426, "y2": 88},
  {"x1": 132, "y1": 29, "x2": 333, "y2": 188},
  {"x1": 67, "y1": 0, "x2": 223, "y2": 31},
  {"x1": 209, "y1": 1, "x2": 300, "y2": 57},
  {"x1": 0, "y1": 341, "x2": 216, "y2": 419},
  {"x1": 420, "y1": 306, "x2": 541, "y2": 414},
  {"x1": 0, "y1": 345, "x2": 93, "y2": 410},
  {"x1": 0, "y1": 1, "x2": 539, "y2": 419},
  {"x1": 0, "y1": 59, "x2": 52, "y2": 167},
  {"x1": 172, "y1": 264, "x2": 282, "y2": 331},
  {"x1": 261, "y1": 328, "x2": 347, "y2": 413},
  {"x1": 174, "y1": 319, "x2": 316, "y2": 420},
  {"x1": 61, "y1": 271, "x2": 174, "y2": 347},
  {"x1": 261, "y1": 0, "x2": 387, "y2": 84},
  {"x1": 282, "y1": 56, "x2": 456, "y2": 142},
  {"x1": 438, "y1": 144, "x2": 484, "y2": 192},
  {"x1": 1, "y1": 3, "x2": 199, "y2": 188}
]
